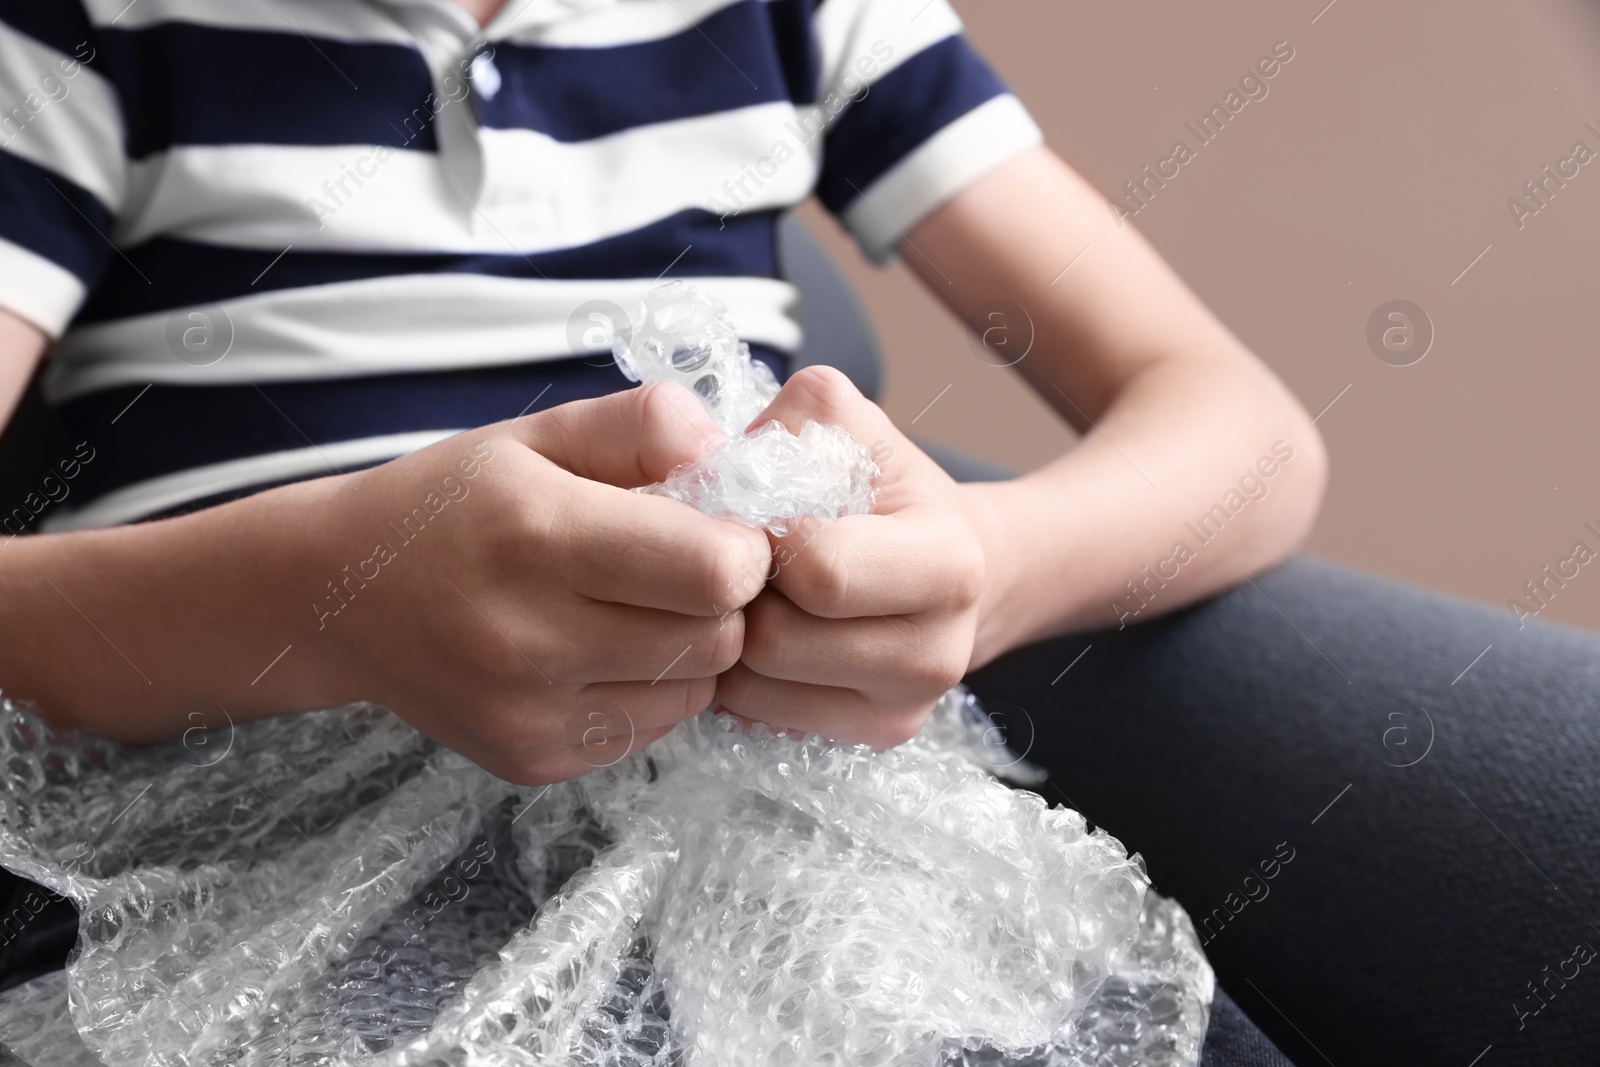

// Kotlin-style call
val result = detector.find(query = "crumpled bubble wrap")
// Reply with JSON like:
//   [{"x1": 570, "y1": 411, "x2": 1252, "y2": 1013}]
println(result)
[
  {"x1": 0, "y1": 283, "x2": 1214, "y2": 1066},
  {"x1": 617, "y1": 282, "x2": 878, "y2": 533},
  {"x1": 612, "y1": 280, "x2": 781, "y2": 437},
  {"x1": 644, "y1": 420, "x2": 878, "y2": 536}
]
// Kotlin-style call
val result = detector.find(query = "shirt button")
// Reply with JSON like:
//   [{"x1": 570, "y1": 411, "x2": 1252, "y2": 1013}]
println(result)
[{"x1": 470, "y1": 48, "x2": 502, "y2": 101}]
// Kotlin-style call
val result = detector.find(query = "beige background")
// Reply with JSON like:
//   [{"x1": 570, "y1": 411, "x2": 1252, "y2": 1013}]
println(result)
[{"x1": 796, "y1": 0, "x2": 1600, "y2": 632}]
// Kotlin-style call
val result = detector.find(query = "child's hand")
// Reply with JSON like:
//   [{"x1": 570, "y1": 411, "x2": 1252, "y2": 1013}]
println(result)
[
  {"x1": 306, "y1": 382, "x2": 770, "y2": 784},
  {"x1": 713, "y1": 367, "x2": 1008, "y2": 749}
]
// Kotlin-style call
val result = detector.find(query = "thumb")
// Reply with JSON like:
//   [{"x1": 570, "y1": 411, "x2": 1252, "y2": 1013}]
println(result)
[
  {"x1": 514, "y1": 381, "x2": 726, "y2": 488},
  {"x1": 748, "y1": 365, "x2": 881, "y2": 438}
]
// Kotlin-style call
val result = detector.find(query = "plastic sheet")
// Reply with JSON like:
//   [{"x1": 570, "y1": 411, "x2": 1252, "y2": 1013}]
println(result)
[
  {"x1": 643, "y1": 418, "x2": 877, "y2": 536},
  {"x1": 621, "y1": 282, "x2": 879, "y2": 533},
  {"x1": 612, "y1": 281, "x2": 782, "y2": 437},
  {"x1": 0, "y1": 283, "x2": 1214, "y2": 1066}
]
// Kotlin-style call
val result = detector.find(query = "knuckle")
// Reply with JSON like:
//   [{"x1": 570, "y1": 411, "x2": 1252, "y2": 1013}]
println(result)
[
  {"x1": 909, "y1": 662, "x2": 952, "y2": 698},
  {"x1": 481, "y1": 482, "x2": 563, "y2": 575},
  {"x1": 712, "y1": 663, "x2": 756, "y2": 713},
  {"x1": 921, "y1": 656, "x2": 963, "y2": 694},
  {"x1": 637, "y1": 381, "x2": 707, "y2": 458},
  {"x1": 736, "y1": 605, "x2": 779, "y2": 676},
  {"x1": 785, "y1": 365, "x2": 859, "y2": 423},
  {"x1": 873, "y1": 706, "x2": 929, "y2": 749},
  {"x1": 697, "y1": 532, "x2": 767, "y2": 614},
  {"x1": 635, "y1": 380, "x2": 678, "y2": 437},
  {"x1": 949, "y1": 536, "x2": 987, "y2": 607},
  {"x1": 710, "y1": 572, "x2": 757, "y2": 617},
  {"x1": 915, "y1": 643, "x2": 960, "y2": 694},
  {"x1": 923, "y1": 633, "x2": 971, "y2": 691},
  {"x1": 704, "y1": 614, "x2": 745, "y2": 674},
  {"x1": 788, "y1": 547, "x2": 853, "y2": 618},
  {"x1": 683, "y1": 675, "x2": 717, "y2": 719}
]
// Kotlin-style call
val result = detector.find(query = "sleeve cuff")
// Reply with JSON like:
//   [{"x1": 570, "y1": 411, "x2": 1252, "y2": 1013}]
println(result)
[
  {"x1": 0, "y1": 237, "x2": 87, "y2": 337},
  {"x1": 840, "y1": 94, "x2": 1042, "y2": 263}
]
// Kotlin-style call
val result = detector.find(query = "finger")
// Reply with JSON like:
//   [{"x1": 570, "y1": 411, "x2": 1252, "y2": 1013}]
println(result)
[
  {"x1": 513, "y1": 674, "x2": 713, "y2": 781},
  {"x1": 482, "y1": 724, "x2": 677, "y2": 786},
  {"x1": 556, "y1": 477, "x2": 772, "y2": 616},
  {"x1": 471, "y1": 674, "x2": 713, "y2": 784},
  {"x1": 569, "y1": 676, "x2": 717, "y2": 735},
  {"x1": 515, "y1": 380, "x2": 727, "y2": 487},
  {"x1": 553, "y1": 602, "x2": 745, "y2": 683},
  {"x1": 747, "y1": 364, "x2": 883, "y2": 440},
  {"x1": 751, "y1": 365, "x2": 973, "y2": 617},
  {"x1": 769, "y1": 504, "x2": 984, "y2": 619},
  {"x1": 714, "y1": 662, "x2": 929, "y2": 751},
  {"x1": 739, "y1": 589, "x2": 965, "y2": 695}
]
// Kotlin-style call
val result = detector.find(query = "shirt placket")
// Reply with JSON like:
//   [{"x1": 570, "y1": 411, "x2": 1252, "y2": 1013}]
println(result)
[{"x1": 369, "y1": 0, "x2": 495, "y2": 231}]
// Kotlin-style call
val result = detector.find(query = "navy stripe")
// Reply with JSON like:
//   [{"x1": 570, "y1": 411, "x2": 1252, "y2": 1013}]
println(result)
[
  {"x1": 0, "y1": 148, "x2": 113, "y2": 286},
  {"x1": 0, "y1": 1, "x2": 97, "y2": 63},
  {"x1": 95, "y1": 22, "x2": 437, "y2": 159},
  {"x1": 60, "y1": 348, "x2": 790, "y2": 507},
  {"x1": 765, "y1": 0, "x2": 821, "y2": 106},
  {"x1": 74, "y1": 209, "x2": 782, "y2": 324},
  {"x1": 815, "y1": 35, "x2": 1007, "y2": 216},
  {"x1": 476, "y1": 0, "x2": 815, "y2": 140}
]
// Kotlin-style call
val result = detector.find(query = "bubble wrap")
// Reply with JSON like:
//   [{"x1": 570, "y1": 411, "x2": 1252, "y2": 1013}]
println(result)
[
  {"x1": 0, "y1": 284, "x2": 1214, "y2": 1066},
  {"x1": 612, "y1": 280, "x2": 782, "y2": 436},
  {"x1": 617, "y1": 283, "x2": 878, "y2": 533},
  {"x1": 644, "y1": 420, "x2": 878, "y2": 535}
]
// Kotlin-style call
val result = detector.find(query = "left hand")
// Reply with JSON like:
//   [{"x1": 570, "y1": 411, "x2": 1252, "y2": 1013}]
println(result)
[{"x1": 713, "y1": 366, "x2": 1010, "y2": 749}]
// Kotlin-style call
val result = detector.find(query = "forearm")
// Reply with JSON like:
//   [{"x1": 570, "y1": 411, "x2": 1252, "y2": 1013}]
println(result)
[
  {"x1": 0, "y1": 476, "x2": 348, "y2": 741},
  {"x1": 898, "y1": 146, "x2": 1329, "y2": 665},
  {"x1": 964, "y1": 351, "x2": 1326, "y2": 665}
]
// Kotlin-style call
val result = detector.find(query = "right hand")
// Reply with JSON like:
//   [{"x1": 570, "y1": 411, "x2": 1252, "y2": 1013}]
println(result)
[{"x1": 294, "y1": 382, "x2": 771, "y2": 785}]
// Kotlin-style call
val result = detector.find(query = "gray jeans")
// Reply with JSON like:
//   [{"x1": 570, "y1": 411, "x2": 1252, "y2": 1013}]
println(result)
[{"x1": 967, "y1": 556, "x2": 1600, "y2": 1067}]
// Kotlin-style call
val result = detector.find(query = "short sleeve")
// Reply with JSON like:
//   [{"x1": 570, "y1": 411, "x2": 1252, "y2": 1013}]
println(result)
[
  {"x1": 811, "y1": 0, "x2": 1042, "y2": 262},
  {"x1": 0, "y1": 3, "x2": 125, "y2": 337}
]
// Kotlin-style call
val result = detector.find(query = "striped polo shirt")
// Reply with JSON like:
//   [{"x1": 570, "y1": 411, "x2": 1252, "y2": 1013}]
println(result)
[{"x1": 0, "y1": 0, "x2": 1041, "y2": 530}]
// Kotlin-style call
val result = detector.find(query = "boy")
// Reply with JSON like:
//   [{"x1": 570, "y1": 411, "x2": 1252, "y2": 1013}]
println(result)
[
  {"x1": 0, "y1": 0, "x2": 1324, "y2": 774},
  {"x1": 0, "y1": 0, "x2": 1355, "y2": 1060}
]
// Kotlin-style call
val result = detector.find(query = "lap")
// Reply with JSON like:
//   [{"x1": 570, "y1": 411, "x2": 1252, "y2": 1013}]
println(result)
[
  {"x1": 16, "y1": 555, "x2": 1592, "y2": 1062},
  {"x1": 967, "y1": 556, "x2": 1600, "y2": 1066}
]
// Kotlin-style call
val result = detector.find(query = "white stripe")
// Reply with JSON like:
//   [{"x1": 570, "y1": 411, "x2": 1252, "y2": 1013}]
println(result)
[
  {"x1": 0, "y1": 239, "x2": 88, "y2": 339},
  {"x1": 82, "y1": 0, "x2": 418, "y2": 43},
  {"x1": 499, "y1": 0, "x2": 747, "y2": 47},
  {"x1": 39, "y1": 430, "x2": 460, "y2": 532},
  {"x1": 82, "y1": 0, "x2": 754, "y2": 51},
  {"x1": 843, "y1": 94, "x2": 1041, "y2": 262},
  {"x1": 0, "y1": 25, "x2": 125, "y2": 208},
  {"x1": 813, "y1": 0, "x2": 962, "y2": 99},
  {"x1": 116, "y1": 101, "x2": 818, "y2": 252},
  {"x1": 45, "y1": 273, "x2": 801, "y2": 400}
]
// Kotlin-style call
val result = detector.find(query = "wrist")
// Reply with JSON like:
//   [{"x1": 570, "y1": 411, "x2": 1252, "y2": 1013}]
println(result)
[
  {"x1": 238, "y1": 473, "x2": 378, "y2": 712},
  {"x1": 956, "y1": 479, "x2": 1031, "y2": 669},
  {"x1": 157, "y1": 473, "x2": 369, "y2": 720}
]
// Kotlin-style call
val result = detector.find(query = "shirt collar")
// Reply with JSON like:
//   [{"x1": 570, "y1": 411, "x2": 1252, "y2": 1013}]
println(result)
[{"x1": 364, "y1": 0, "x2": 620, "y2": 38}]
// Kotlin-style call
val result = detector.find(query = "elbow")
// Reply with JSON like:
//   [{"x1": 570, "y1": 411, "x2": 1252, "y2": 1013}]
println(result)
[{"x1": 1261, "y1": 394, "x2": 1329, "y2": 567}]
